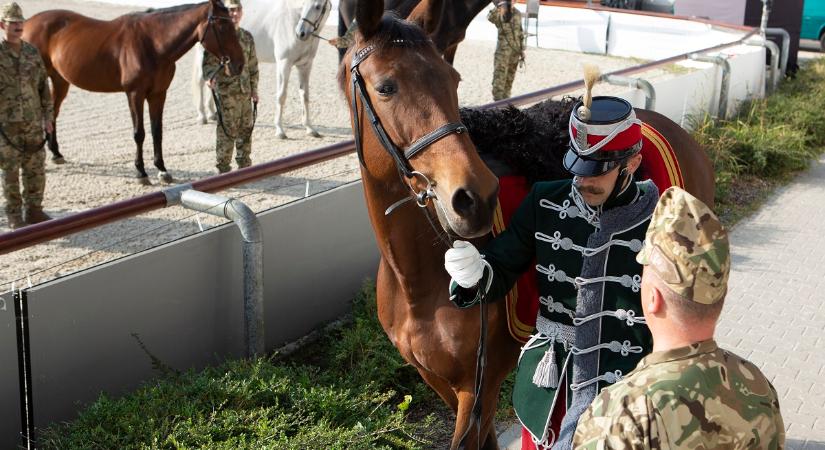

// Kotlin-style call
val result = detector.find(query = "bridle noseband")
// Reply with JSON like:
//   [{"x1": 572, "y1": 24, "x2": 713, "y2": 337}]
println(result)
[{"x1": 349, "y1": 41, "x2": 467, "y2": 186}]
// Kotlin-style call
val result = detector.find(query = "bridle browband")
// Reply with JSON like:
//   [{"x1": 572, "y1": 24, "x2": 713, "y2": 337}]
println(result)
[{"x1": 349, "y1": 42, "x2": 468, "y2": 182}]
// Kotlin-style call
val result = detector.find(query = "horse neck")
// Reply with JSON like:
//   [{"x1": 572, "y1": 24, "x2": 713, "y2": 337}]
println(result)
[
  {"x1": 144, "y1": 3, "x2": 210, "y2": 63},
  {"x1": 360, "y1": 170, "x2": 450, "y2": 299}
]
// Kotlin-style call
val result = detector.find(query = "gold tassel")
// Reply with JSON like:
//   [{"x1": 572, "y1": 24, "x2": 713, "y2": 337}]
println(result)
[{"x1": 532, "y1": 342, "x2": 559, "y2": 389}]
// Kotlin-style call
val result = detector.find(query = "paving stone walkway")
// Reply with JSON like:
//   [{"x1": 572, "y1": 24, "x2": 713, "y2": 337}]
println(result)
[{"x1": 499, "y1": 155, "x2": 825, "y2": 450}]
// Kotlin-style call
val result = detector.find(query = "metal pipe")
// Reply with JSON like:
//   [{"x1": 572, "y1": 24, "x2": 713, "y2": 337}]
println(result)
[
  {"x1": 745, "y1": 37, "x2": 780, "y2": 93},
  {"x1": 760, "y1": 0, "x2": 770, "y2": 38},
  {"x1": 765, "y1": 27, "x2": 790, "y2": 76},
  {"x1": 601, "y1": 74, "x2": 656, "y2": 110},
  {"x1": 689, "y1": 54, "x2": 731, "y2": 120},
  {"x1": 168, "y1": 189, "x2": 264, "y2": 358}
]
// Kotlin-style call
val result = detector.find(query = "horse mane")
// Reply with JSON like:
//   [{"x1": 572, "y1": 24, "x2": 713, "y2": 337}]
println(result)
[
  {"x1": 459, "y1": 97, "x2": 578, "y2": 184},
  {"x1": 337, "y1": 14, "x2": 433, "y2": 93},
  {"x1": 143, "y1": 2, "x2": 212, "y2": 15}
]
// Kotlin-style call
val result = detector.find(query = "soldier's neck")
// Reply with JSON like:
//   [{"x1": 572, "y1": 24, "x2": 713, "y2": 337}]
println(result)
[{"x1": 651, "y1": 322, "x2": 716, "y2": 353}]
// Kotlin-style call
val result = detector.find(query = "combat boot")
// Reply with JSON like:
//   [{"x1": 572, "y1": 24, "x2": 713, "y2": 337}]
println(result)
[
  {"x1": 6, "y1": 212, "x2": 24, "y2": 230},
  {"x1": 24, "y1": 207, "x2": 52, "y2": 225}
]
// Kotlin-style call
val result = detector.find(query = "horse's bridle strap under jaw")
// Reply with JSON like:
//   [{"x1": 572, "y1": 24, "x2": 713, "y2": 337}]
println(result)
[{"x1": 349, "y1": 42, "x2": 467, "y2": 179}]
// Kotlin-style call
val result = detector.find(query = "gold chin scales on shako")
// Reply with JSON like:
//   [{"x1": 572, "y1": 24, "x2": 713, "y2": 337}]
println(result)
[{"x1": 446, "y1": 66, "x2": 659, "y2": 449}]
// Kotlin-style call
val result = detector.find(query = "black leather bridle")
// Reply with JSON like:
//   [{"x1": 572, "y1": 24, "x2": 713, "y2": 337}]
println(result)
[{"x1": 349, "y1": 42, "x2": 468, "y2": 182}]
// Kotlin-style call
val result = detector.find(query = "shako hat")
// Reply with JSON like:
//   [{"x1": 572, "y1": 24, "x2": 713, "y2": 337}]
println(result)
[{"x1": 564, "y1": 66, "x2": 643, "y2": 177}]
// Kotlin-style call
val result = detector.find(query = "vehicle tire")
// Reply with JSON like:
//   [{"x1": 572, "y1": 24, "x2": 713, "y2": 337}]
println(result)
[
  {"x1": 601, "y1": 0, "x2": 640, "y2": 9},
  {"x1": 820, "y1": 32, "x2": 825, "y2": 52}
]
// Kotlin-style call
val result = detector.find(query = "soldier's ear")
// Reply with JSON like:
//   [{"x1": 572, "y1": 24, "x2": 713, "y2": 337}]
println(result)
[{"x1": 627, "y1": 152, "x2": 643, "y2": 175}]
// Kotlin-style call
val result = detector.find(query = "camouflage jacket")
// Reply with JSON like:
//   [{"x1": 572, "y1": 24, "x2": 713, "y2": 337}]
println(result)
[
  {"x1": 0, "y1": 39, "x2": 53, "y2": 124},
  {"x1": 488, "y1": 7, "x2": 525, "y2": 53},
  {"x1": 203, "y1": 28, "x2": 259, "y2": 96},
  {"x1": 573, "y1": 339, "x2": 785, "y2": 450}
]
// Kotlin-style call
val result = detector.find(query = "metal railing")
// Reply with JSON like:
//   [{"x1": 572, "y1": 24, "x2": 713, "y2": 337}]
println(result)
[{"x1": 0, "y1": 26, "x2": 762, "y2": 257}]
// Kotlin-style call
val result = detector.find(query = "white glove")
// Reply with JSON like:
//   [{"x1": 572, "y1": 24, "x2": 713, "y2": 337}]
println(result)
[{"x1": 444, "y1": 240, "x2": 485, "y2": 288}]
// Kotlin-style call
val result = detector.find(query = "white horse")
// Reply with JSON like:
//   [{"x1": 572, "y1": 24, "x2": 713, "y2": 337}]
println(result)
[{"x1": 192, "y1": 0, "x2": 331, "y2": 138}]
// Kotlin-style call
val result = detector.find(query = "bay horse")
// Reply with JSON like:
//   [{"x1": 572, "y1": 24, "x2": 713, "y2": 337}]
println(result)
[
  {"x1": 338, "y1": 0, "x2": 511, "y2": 64},
  {"x1": 192, "y1": 0, "x2": 331, "y2": 138},
  {"x1": 340, "y1": 0, "x2": 520, "y2": 448},
  {"x1": 23, "y1": 0, "x2": 245, "y2": 185}
]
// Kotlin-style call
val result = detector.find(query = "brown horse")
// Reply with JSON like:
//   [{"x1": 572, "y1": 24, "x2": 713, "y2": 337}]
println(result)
[
  {"x1": 23, "y1": 0, "x2": 245, "y2": 185},
  {"x1": 340, "y1": 0, "x2": 519, "y2": 448}
]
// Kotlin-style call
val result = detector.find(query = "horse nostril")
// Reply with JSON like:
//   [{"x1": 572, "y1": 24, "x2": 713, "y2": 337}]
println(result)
[{"x1": 452, "y1": 188, "x2": 478, "y2": 218}]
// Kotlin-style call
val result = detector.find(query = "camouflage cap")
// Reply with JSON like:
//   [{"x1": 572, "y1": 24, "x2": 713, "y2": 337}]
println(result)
[
  {"x1": 223, "y1": 0, "x2": 242, "y2": 9},
  {"x1": 637, "y1": 187, "x2": 730, "y2": 305},
  {"x1": 1, "y1": 2, "x2": 24, "y2": 22}
]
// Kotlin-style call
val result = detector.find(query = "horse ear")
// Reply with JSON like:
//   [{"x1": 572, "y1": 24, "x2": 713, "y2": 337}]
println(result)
[
  {"x1": 407, "y1": 0, "x2": 441, "y2": 35},
  {"x1": 356, "y1": 0, "x2": 384, "y2": 41}
]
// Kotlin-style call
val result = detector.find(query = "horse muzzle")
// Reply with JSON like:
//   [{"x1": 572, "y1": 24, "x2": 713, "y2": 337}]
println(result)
[{"x1": 436, "y1": 186, "x2": 498, "y2": 238}]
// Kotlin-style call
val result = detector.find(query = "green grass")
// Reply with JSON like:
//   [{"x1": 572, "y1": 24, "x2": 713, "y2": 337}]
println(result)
[
  {"x1": 39, "y1": 282, "x2": 442, "y2": 450},
  {"x1": 40, "y1": 58, "x2": 825, "y2": 450},
  {"x1": 692, "y1": 57, "x2": 825, "y2": 225}
]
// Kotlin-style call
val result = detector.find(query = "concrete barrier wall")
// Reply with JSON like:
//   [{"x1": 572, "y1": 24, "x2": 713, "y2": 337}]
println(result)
[{"x1": 14, "y1": 181, "x2": 379, "y2": 443}]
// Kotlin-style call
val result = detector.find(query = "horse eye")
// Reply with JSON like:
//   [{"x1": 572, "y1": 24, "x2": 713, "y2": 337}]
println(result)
[{"x1": 376, "y1": 81, "x2": 397, "y2": 96}]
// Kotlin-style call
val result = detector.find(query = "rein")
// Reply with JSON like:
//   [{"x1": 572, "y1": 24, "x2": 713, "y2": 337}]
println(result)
[
  {"x1": 0, "y1": 125, "x2": 46, "y2": 153},
  {"x1": 349, "y1": 40, "x2": 488, "y2": 449}
]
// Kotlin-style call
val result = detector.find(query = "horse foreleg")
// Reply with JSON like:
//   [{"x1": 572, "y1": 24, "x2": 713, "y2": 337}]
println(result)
[
  {"x1": 127, "y1": 91, "x2": 150, "y2": 185},
  {"x1": 147, "y1": 91, "x2": 173, "y2": 184},
  {"x1": 297, "y1": 63, "x2": 320, "y2": 138},
  {"x1": 274, "y1": 59, "x2": 291, "y2": 139},
  {"x1": 48, "y1": 73, "x2": 70, "y2": 164}
]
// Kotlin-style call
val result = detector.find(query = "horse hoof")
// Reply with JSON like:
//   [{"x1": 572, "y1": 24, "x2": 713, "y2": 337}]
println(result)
[
  {"x1": 52, "y1": 156, "x2": 66, "y2": 165},
  {"x1": 208, "y1": 114, "x2": 217, "y2": 121},
  {"x1": 198, "y1": 116, "x2": 207, "y2": 125},
  {"x1": 276, "y1": 132, "x2": 287, "y2": 140},
  {"x1": 307, "y1": 130, "x2": 321, "y2": 138},
  {"x1": 158, "y1": 172, "x2": 174, "y2": 184},
  {"x1": 137, "y1": 176, "x2": 152, "y2": 186}
]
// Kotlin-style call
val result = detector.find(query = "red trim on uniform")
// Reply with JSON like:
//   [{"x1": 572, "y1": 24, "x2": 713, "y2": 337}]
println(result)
[{"x1": 571, "y1": 123, "x2": 642, "y2": 152}]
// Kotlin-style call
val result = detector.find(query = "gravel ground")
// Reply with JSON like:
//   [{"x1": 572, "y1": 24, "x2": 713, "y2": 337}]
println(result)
[{"x1": 2, "y1": 0, "x2": 682, "y2": 288}]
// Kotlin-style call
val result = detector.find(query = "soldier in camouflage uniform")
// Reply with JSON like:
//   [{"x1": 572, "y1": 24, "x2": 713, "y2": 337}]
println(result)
[
  {"x1": 0, "y1": 2, "x2": 54, "y2": 229},
  {"x1": 489, "y1": 2, "x2": 524, "y2": 101},
  {"x1": 573, "y1": 187, "x2": 785, "y2": 450},
  {"x1": 203, "y1": 0, "x2": 258, "y2": 174}
]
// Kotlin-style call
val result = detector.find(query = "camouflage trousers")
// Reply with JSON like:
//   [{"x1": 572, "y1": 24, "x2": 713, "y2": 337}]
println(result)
[
  {"x1": 215, "y1": 91, "x2": 254, "y2": 173},
  {"x1": 0, "y1": 121, "x2": 46, "y2": 214},
  {"x1": 492, "y1": 48, "x2": 522, "y2": 101}
]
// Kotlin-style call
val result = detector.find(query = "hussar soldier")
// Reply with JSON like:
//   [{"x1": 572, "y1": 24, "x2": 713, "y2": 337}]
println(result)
[
  {"x1": 574, "y1": 187, "x2": 785, "y2": 449},
  {"x1": 203, "y1": 0, "x2": 258, "y2": 174},
  {"x1": 0, "y1": 2, "x2": 54, "y2": 229},
  {"x1": 445, "y1": 69, "x2": 656, "y2": 450},
  {"x1": 488, "y1": 1, "x2": 524, "y2": 101}
]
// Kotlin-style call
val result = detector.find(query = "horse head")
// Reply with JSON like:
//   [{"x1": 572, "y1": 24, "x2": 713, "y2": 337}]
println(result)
[
  {"x1": 199, "y1": 0, "x2": 245, "y2": 75},
  {"x1": 296, "y1": 0, "x2": 332, "y2": 41},
  {"x1": 340, "y1": 0, "x2": 499, "y2": 239},
  {"x1": 495, "y1": 0, "x2": 514, "y2": 23}
]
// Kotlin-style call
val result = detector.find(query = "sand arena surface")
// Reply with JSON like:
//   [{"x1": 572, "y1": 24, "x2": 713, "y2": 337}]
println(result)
[{"x1": 2, "y1": 0, "x2": 678, "y2": 288}]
